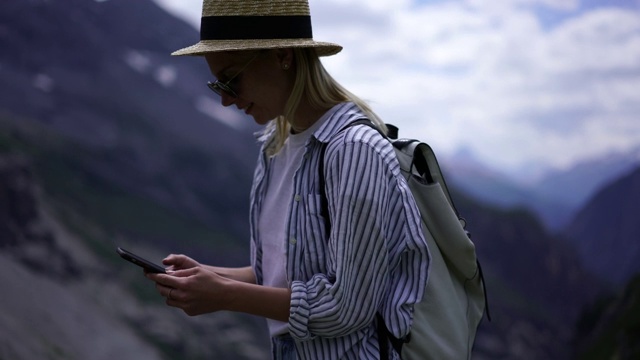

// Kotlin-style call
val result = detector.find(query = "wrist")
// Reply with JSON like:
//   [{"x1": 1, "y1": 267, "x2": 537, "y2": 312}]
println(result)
[
  {"x1": 224, "y1": 279, "x2": 247, "y2": 313},
  {"x1": 223, "y1": 281, "x2": 291, "y2": 322}
]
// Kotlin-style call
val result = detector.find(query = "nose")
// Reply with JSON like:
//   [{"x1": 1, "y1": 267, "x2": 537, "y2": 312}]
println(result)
[{"x1": 220, "y1": 92, "x2": 236, "y2": 107}]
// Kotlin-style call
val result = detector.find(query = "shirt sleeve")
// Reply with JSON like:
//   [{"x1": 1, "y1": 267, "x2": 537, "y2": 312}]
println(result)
[{"x1": 288, "y1": 133, "x2": 428, "y2": 340}]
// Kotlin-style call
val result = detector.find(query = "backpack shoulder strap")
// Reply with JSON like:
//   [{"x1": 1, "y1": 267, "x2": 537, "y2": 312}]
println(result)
[
  {"x1": 318, "y1": 118, "x2": 376, "y2": 233},
  {"x1": 396, "y1": 140, "x2": 463, "y2": 223},
  {"x1": 318, "y1": 119, "x2": 408, "y2": 358}
]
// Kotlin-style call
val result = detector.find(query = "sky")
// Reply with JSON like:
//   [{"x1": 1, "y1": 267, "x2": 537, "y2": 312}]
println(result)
[{"x1": 152, "y1": 0, "x2": 640, "y2": 178}]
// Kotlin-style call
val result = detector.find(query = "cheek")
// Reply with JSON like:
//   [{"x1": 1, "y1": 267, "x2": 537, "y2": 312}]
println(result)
[
  {"x1": 253, "y1": 68, "x2": 292, "y2": 110},
  {"x1": 252, "y1": 87, "x2": 288, "y2": 117}
]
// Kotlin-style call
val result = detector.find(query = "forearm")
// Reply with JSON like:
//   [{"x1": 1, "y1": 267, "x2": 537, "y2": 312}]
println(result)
[
  {"x1": 289, "y1": 254, "x2": 386, "y2": 339},
  {"x1": 225, "y1": 281, "x2": 291, "y2": 322},
  {"x1": 205, "y1": 265, "x2": 256, "y2": 284}
]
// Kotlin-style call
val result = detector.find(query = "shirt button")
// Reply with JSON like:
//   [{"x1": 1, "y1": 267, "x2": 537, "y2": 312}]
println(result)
[
  {"x1": 294, "y1": 194, "x2": 301, "y2": 202},
  {"x1": 289, "y1": 237, "x2": 297, "y2": 245}
]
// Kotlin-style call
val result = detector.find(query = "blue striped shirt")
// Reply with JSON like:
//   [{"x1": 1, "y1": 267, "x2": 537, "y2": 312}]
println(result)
[{"x1": 250, "y1": 102, "x2": 429, "y2": 359}]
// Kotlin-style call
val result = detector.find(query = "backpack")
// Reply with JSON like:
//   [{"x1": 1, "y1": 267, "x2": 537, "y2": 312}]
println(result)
[{"x1": 320, "y1": 120, "x2": 490, "y2": 360}]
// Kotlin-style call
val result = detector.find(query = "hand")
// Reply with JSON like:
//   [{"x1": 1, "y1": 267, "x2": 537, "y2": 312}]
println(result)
[
  {"x1": 146, "y1": 266, "x2": 233, "y2": 316},
  {"x1": 162, "y1": 254, "x2": 200, "y2": 272},
  {"x1": 142, "y1": 254, "x2": 198, "y2": 276}
]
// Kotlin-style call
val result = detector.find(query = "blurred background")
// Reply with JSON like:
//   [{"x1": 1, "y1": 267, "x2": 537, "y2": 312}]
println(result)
[{"x1": 1, "y1": 0, "x2": 639, "y2": 359}]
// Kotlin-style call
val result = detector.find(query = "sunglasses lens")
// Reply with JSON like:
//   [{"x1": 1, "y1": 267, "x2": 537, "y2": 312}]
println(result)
[{"x1": 207, "y1": 81, "x2": 237, "y2": 98}]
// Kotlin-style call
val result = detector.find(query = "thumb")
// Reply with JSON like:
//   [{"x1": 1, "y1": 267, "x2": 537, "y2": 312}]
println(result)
[
  {"x1": 167, "y1": 266, "x2": 199, "y2": 277},
  {"x1": 163, "y1": 253, "x2": 185, "y2": 266}
]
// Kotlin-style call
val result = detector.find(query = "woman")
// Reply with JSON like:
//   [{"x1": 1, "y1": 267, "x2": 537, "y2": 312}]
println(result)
[{"x1": 145, "y1": 0, "x2": 429, "y2": 358}]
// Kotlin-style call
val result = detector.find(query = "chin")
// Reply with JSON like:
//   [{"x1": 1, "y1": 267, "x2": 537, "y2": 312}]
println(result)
[
  {"x1": 251, "y1": 115, "x2": 272, "y2": 126},
  {"x1": 251, "y1": 111, "x2": 277, "y2": 126}
]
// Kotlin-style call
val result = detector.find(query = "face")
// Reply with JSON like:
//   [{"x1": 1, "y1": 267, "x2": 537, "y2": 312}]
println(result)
[{"x1": 204, "y1": 49, "x2": 295, "y2": 125}]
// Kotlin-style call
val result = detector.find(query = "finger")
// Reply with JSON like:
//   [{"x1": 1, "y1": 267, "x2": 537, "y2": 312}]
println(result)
[
  {"x1": 158, "y1": 284, "x2": 182, "y2": 304},
  {"x1": 165, "y1": 288, "x2": 188, "y2": 309},
  {"x1": 156, "y1": 281, "x2": 171, "y2": 295},
  {"x1": 162, "y1": 254, "x2": 187, "y2": 266},
  {"x1": 167, "y1": 267, "x2": 200, "y2": 278},
  {"x1": 165, "y1": 297, "x2": 183, "y2": 309},
  {"x1": 169, "y1": 288, "x2": 181, "y2": 301},
  {"x1": 148, "y1": 272, "x2": 180, "y2": 288},
  {"x1": 162, "y1": 254, "x2": 178, "y2": 265},
  {"x1": 145, "y1": 272, "x2": 164, "y2": 283},
  {"x1": 148, "y1": 267, "x2": 199, "y2": 290}
]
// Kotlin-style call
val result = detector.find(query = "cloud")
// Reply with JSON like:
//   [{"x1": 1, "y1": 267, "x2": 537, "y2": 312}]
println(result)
[
  {"x1": 152, "y1": 0, "x2": 640, "y2": 172},
  {"x1": 152, "y1": 0, "x2": 202, "y2": 27},
  {"x1": 312, "y1": 0, "x2": 640, "y2": 170}
]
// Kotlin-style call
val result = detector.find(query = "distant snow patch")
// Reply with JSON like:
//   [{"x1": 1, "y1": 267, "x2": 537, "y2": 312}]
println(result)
[
  {"x1": 123, "y1": 50, "x2": 151, "y2": 73},
  {"x1": 154, "y1": 66, "x2": 177, "y2": 87},
  {"x1": 195, "y1": 96, "x2": 247, "y2": 130},
  {"x1": 33, "y1": 74, "x2": 54, "y2": 92}
]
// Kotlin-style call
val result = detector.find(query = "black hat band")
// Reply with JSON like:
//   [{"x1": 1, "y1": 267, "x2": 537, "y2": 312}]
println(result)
[{"x1": 200, "y1": 15, "x2": 313, "y2": 41}]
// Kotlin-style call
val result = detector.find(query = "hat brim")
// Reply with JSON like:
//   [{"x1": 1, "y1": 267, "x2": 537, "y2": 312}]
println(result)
[{"x1": 171, "y1": 39, "x2": 342, "y2": 57}]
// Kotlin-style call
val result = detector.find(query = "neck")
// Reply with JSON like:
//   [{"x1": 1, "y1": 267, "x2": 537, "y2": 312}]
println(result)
[{"x1": 289, "y1": 100, "x2": 332, "y2": 134}]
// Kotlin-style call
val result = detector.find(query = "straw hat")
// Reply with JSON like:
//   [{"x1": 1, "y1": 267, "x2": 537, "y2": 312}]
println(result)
[{"x1": 172, "y1": 0, "x2": 342, "y2": 57}]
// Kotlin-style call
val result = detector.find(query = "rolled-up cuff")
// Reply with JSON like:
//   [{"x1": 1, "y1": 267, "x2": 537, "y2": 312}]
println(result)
[{"x1": 288, "y1": 281, "x2": 313, "y2": 340}]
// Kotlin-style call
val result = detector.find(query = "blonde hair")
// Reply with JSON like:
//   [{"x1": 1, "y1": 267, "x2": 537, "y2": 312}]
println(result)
[{"x1": 266, "y1": 48, "x2": 387, "y2": 155}]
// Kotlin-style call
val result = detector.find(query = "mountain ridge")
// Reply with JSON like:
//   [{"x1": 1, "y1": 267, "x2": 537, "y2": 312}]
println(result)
[
  {"x1": 563, "y1": 165, "x2": 640, "y2": 286},
  {"x1": 0, "y1": 0, "x2": 260, "y2": 243},
  {"x1": 442, "y1": 146, "x2": 640, "y2": 231}
]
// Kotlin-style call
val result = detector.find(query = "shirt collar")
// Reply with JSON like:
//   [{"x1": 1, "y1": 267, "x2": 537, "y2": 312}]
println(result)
[{"x1": 313, "y1": 102, "x2": 367, "y2": 144}]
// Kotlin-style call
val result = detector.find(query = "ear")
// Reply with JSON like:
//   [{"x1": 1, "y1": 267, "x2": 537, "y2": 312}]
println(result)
[{"x1": 275, "y1": 48, "x2": 294, "y2": 70}]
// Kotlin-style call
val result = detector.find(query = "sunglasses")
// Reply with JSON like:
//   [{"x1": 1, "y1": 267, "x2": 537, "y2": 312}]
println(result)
[{"x1": 207, "y1": 54, "x2": 259, "y2": 98}]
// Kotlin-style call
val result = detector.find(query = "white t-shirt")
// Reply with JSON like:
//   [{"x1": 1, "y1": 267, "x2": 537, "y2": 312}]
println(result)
[{"x1": 259, "y1": 108, "x2": 339, "y2": 336}]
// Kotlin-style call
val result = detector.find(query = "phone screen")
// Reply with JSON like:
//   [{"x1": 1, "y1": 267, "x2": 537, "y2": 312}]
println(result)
[{"x1": 116, "y1": 247, "x2": 166, "y2": 274}]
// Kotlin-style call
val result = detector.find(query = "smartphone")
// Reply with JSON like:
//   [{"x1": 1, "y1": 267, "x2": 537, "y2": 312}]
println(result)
[{"x1": 116, "y1": 247, "x2": 166, "y2": 274}]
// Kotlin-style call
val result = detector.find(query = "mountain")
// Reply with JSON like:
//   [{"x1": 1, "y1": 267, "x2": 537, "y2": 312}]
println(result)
[
  {"x1": 442, "y1": 150, "x2": 574, "y2": 231},
  {"x1": 532, "y1": 147, "x2": 640, "y2": 210},
  {"x1": 572, "y1": 275, "x2": 640, "y2": 360},
  {"x1": 442, "y1": 147, "x2": 640, "y2": 231},
  {"x1": 0, "y1": 0, "x2": 607, "y2": 358},
  {"x1": 0, "y1": 0, "x2": 269, "y2": 358},
  {"x1": 443, "y1": 148, "x2": 533, "y2": 209},
  {"x1": 563, "y1": 165, "x2": 640, "y2": 286},
  {"x1": 450, "y1": 188, "x2": 604, "y2": 360},
  {"x1": 0, "y1": 0, "x2": 259, "y2": 246},
  {"x1": 0, "y1": 152, "x2": 269, "y2": 359}
]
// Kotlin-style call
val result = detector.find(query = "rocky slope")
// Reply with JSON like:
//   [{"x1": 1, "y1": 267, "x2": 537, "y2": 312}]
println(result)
[{"x1": 0, "y1": 153, "x2": 270, "y2": 359}]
